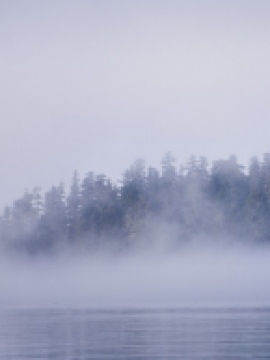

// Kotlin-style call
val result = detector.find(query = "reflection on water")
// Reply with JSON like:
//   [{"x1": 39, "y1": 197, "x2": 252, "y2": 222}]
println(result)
[{"x1": 1, "y1": 306, "x2": 270, "y2": 359}]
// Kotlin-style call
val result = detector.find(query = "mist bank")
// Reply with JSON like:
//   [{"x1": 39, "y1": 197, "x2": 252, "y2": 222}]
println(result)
[
  {"x1": 1, "y1": 244, "x2": 270, "y2": 307},
  {"x1": 1, "y1": 152, "x2": 270, "y2": 256}
]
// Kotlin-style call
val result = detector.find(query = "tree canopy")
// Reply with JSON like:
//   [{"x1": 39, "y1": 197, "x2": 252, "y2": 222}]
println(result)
[{"x1": 1, "y1": 153, "x2": 270, "y2": 255}]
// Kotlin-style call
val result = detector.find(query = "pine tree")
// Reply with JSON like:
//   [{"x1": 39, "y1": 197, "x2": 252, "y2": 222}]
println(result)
[{"x1": 66, "y1": 171, "x2": 81, "y2": 241}]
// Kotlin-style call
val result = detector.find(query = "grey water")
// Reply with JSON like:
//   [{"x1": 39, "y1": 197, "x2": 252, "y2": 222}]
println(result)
[{"x1": 1, "y1": 306, "x2": 270, "y2": 359}]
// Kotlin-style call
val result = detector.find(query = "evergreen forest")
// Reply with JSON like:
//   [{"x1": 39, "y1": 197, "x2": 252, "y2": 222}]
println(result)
[{"x1": 1, "y1": 153, "x2": 270, "y2": 255}]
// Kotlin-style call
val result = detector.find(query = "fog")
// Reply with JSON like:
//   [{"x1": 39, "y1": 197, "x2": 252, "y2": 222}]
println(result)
[
  {"x1": 1, "y1": 1, "x2": 270, "y2": 308},
  {"x1": 1, "y1": 242, "x2": 270, "y2": 308},
  {"x1": 1, "y1": 1, "x2": 270, "y2": 208}
]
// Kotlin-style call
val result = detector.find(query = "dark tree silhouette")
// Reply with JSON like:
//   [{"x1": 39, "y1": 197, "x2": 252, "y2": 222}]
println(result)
[{"x1": 1, "y1": 152, "x2": 270, "y2": 255}]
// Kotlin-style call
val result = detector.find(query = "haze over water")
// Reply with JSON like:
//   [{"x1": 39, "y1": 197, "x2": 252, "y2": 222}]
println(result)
[
  {"x1": 1, "y1": 243, "x2": 270, "y2": 307},
  {"x1": 1, "y1": 1, "x2": 270, "y2": 358},
  {"x1": 1, "y1": 244, "x2": 270, "y2": 359}
]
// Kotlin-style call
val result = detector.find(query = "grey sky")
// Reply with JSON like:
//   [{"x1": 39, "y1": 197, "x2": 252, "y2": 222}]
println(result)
[{"x1": 1, "y1": 0, "x2": 270, "y2": 208}]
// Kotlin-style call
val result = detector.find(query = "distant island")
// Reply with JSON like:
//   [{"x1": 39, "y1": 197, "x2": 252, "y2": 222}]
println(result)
[{"x1": 0, "y1": 153, "x2": 269, "y2": 255}]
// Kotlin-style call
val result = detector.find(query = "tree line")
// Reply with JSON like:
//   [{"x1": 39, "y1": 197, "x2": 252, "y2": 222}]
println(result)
[{"x1": 1, "y1": 153, "x2": 270, "y2": 255}]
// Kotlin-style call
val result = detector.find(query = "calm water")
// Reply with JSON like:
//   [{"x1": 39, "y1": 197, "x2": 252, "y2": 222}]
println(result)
[{"x1": 1, "y1": 306, "x2": 270, "y2": 359}]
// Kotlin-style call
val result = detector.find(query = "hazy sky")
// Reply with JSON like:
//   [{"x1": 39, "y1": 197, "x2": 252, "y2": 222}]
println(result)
[{"x1": 1, "y1": 0, "x2": 270, "y2": 208}]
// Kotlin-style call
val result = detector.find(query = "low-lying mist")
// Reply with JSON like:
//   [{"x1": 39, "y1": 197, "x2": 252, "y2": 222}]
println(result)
[
  {"x1": 2, "y1": 154, "x2": 270, "y2": 307},
  {"x1": 1, "y1": 241, "x2": 270, "y2": 308}
]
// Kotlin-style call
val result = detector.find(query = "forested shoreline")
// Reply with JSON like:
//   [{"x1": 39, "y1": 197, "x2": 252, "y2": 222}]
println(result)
[{"x1": 1, "y1": 153, "x2": 270, "y2": 255}]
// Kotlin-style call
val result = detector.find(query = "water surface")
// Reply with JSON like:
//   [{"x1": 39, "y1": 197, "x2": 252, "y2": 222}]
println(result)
[{"x1": 1, "y1": 306, "x2": 270, "y2": 359}]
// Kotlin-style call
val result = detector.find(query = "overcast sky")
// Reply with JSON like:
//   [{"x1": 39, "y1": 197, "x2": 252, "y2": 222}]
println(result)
[{"x1": 1, "y1": 0, "x2": 270, "y2": 209}]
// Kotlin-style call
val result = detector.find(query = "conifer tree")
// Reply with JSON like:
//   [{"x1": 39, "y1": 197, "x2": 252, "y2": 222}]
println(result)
[{"x1": 66, "y1": 171, "x2": 81, "y2": 241}]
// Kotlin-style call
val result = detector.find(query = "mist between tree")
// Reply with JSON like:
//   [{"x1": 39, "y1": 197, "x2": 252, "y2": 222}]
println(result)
[
  {"x1": 1, "y1": 152, "x2": 270, "y2": 257},
  {"x1": 1, "y1": 152, "x2": 270, "y2": 306}
]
